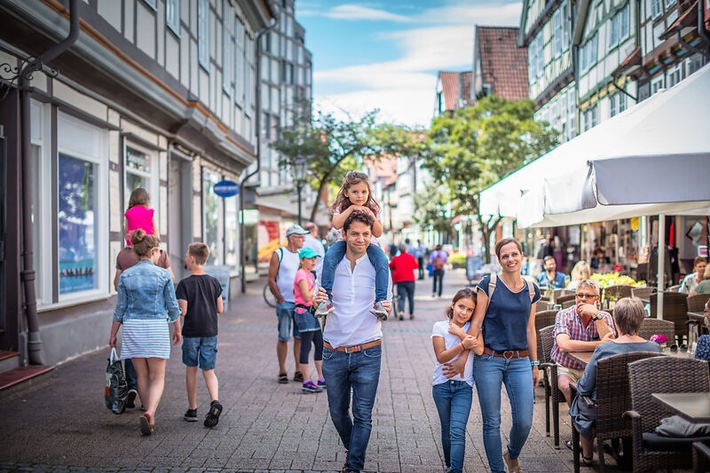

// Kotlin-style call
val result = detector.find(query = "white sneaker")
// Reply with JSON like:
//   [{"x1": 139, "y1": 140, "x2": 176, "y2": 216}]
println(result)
[{"x1": 314, "y1": 300, "x2": 334, "y2": 318}]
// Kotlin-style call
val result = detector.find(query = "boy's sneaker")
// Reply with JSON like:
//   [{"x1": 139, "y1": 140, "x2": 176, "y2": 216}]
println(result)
[
  {"x1": 184, "y1": 408, "x2": 198, "y2": 422},
  {"x1": 317, "y1": 378, "x2": 327, "y2": 389},
  {"x1": 204, "y1": 400, "x2": 223, "y2": 428},
  {"x1": 302, "y1": 380, "x2": 323, "y2": 393},
  {"x1": 370, "y1": 301, "x2": 388, "y2": 321},
  {"x1": 314, "y1": 300, "x2": 334, "y2": 318},
  {"x1": 126, "y1": 389, "x2": 138, "y2": 409}
]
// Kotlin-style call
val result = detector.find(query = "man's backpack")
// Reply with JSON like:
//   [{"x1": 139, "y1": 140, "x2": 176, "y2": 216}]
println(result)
[{"x1": 433, "y1": 252, "x2": 445, "y2": 270}]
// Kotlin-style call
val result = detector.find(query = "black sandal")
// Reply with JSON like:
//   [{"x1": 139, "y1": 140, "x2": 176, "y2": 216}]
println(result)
[
  {"x1": 582, "y1": 453, "x2": 593, "y2": 466},
  {"x1": 278, "y1": 373, "x2": 288, "y2": 384}
]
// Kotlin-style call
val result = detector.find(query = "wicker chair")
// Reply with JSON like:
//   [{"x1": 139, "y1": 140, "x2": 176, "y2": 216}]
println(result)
[
  {"x1": 649, "y1": 292, "x2": 689, "y2": 344},
  {"x1": 626, "y1": 356, "x2": 710, "y2": 473},
  {"x1": 604, "y1": 284, "x2": 633, "y2": 301},
  {"x1": 693, "y1": 441, "x2": 710, "y2": 473},
  {"x1": 636, "y1": 318, "x2": 675, "y2": 343},
  {"x1": 688, "y1": 293, "x2": 710, "y2": 312},
  {"x1": 554, "y1": 288, "x2": 575, "y2": 301},
  {"x1": 556, "y1": 294, "x2": 576, "y2": 307},
  {"x1": 538, "y1": 325, "x2": 560, "y2": 448},
  {"x1": 570, "y1": 351, "x2": 664, "y2": 473},
  {"x1": 535, "y1": 310, "x2": 558, "y2": 334},
  {"x1": 631, "y1": 286, "x2": 656, "y2": 301}
]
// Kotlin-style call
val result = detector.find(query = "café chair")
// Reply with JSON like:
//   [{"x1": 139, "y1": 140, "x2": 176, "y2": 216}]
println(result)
[
  {"x1": 556, "y1": 294, "x2": 576, "y2": 307},
  {"x1": 603, "y1": 284, "x2": 633, "y2": 301},
  {"x1": 632, "y1": 286, "x2": 656, "y2": 301},
  {"x1": 562, "y1": 299, "x2": 576, "y2": 309},
  {"x1": 668, "y1": 284, "x2": 681, "y2": 292},
  {"x1": 538, "y1": 325, "x2": 560, "y2": 448},
  {"x1": 649, "y1": 292, "x2": 689, "y2": 344},
  {"x1": 570, "y1": 351, "x2": 663, "y2": 473},
  {"x1": 693, "y1": 441, "x2": 710, "y2": 473},
  {"x1": 535, "y1": 310, "x2": 557, "y2": 333},
  {"x1": 637, "y1": 318, "x2": 675, "y2": 344},
  {"x1": 626, "y1": 356, "x2": 710, "y2": 473},
  {"x1": 688, "y1": 294, "x2": 710, "y2": 313},
  {"x1": 554, "y1": 288, "x2": 574, "y2": 301}
]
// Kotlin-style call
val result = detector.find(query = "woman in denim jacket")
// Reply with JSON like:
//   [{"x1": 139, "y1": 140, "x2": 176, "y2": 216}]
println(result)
[{"x1": 110, "y1": 228, "x2": 181, "y2": 436}]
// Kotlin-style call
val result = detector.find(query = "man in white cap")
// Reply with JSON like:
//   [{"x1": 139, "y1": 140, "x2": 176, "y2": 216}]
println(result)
[{"x1": 268, "y1": 224, "x2": 309, "y2": 384}]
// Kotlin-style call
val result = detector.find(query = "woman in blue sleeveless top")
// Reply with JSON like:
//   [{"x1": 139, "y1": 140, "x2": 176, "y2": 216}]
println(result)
[{"x1": 472, "y1": 237, "x2": 541, "y2": 473}]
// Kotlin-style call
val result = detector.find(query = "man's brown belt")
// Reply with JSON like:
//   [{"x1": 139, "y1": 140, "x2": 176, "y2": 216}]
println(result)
[
  {"x1": 323, "y1": 339, "x2": 382, "y2": 353},
  {"x1": 483, "y1": 348, "x2": 529, "y2": 359}
]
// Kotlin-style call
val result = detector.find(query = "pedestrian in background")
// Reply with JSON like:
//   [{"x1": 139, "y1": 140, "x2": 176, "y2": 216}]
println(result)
[
  {"x1": 416, "y1": 240, "x2": 426, "y2": 280},
  {"x1": 110, "y1": 229, "x2": 181, "y2": 436},
  {"x1": 293, "y1": 247, "x2": 325, "y2": 393},
  {"x1": 389, "y1": 242, "x2": 418, "y2": 320},
  {"x1": 430, "y1": 244, "x2": 448, "y2": 298},
  {"x1": 313, "y1": 211, "x2": 392, "y2": 473},
  {"x1": 568, "y1": 260, "x2": 591, "y2": 290},
  {"x1": 303, "y1": 222, "x2": 325, "y2": 281},
  {"x1": 431, "y1": 288, "x2": 482, "y2": 473},
  {"x1": 176, "y1": 242, "x2": 224, "y2": 427},
  {"x1": 267, "y1": 225, "x2": 308, "y2": 384}
]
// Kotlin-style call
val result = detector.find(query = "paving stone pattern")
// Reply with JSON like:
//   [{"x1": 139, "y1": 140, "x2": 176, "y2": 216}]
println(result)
[{"x1": 0, "y1": 270, "x2": 682, "y2": 472}]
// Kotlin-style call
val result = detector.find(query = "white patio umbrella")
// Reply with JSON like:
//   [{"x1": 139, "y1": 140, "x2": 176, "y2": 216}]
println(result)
[{"x1": 480, "y1": 63, "x2": 710, "y2": 317}]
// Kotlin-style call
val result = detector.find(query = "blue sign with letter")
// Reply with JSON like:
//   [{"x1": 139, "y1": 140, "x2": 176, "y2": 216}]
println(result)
[{"x1": 213, "y1": 180, "x2": 240, "y2": 198}]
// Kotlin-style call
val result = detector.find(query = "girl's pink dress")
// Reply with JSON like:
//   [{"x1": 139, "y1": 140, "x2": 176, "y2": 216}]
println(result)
[{"x1": 125, "y1": 205, "x2": 155, "y2": 245}]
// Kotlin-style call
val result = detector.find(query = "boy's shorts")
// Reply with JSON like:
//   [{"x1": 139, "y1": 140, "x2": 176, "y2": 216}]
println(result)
[
  {"x1": 182, "y1": 336, "x2": 218, "y2": 370},
  {"x1": 276, "y1": 301, "x2": 301, "y2": 342}
]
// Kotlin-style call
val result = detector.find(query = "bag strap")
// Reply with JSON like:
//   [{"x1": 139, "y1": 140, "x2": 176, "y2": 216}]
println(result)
[
  {"x1": 110, "y1": 347, "x2": 119, "y2": 364},
  {"x1": 488, "y1": 273, "x2": 535, "y2": 303}
]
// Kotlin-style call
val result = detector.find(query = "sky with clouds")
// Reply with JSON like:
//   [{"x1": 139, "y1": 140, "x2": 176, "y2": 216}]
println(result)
[{"x1": 295, "y1": 0, "x2": 523, "y2": 128}]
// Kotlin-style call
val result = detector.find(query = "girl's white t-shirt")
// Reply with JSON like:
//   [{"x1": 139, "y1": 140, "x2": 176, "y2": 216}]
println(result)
[{"x1": 431, "y1": 320, "x2": 474, "y2": 386}]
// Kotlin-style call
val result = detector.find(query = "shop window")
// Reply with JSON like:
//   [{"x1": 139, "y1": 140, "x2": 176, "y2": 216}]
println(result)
[
  {"x1": 124, "y1": 144, "x2": 158, "y2": 211},
  {"x1": 202, "y1": 169, "x2": 224, "y2": 265},
  {"x1": 225, "y1": 194, "x2": 238, "y2": 268}
]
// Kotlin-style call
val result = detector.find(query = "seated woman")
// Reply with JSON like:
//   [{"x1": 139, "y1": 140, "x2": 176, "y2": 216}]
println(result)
[
  {"x1": 569, "y1": 297, "x2": 660, "y2": 465},
  {"x1": 695, "y1": 299, "x2": 710, "y2": 361}
]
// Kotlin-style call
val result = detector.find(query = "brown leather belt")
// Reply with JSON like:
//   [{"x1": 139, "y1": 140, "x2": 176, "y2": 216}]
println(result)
[
  {"x1": 483, "y1": 348, "x2": 529, "y2": 359},
  {"x1": 323, "y1": 339, "x2": 382, "y2": 353}
]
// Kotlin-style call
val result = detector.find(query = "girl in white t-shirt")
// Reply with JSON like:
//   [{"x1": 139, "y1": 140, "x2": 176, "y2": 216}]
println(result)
[{"x1": 431, "y1": 288, "x2": 482, "y2": 473}]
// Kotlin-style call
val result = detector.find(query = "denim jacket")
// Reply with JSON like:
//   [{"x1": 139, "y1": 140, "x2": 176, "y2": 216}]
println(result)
[{"x1": 114, "y1": 260, "x2": 180, "y2": 323}]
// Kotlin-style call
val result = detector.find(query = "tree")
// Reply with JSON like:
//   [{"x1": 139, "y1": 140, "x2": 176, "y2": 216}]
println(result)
[
  {"x1": 270, "y1": 102, "x2": 380, "y2": 222},
  {"x1": 413, "y1": 185, "x2": 454, "y2": 236},
  {"x1": 423, "y1": 96, "x2": 558, "y2": 263}
]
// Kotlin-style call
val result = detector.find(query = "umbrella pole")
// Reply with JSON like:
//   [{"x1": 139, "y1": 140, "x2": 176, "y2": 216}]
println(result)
[{"x1": 657, "y1": 214, "x2": 665, "y2": 320}]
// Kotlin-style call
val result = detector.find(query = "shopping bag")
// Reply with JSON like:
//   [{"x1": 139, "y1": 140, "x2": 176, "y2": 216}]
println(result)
[{"x1": 104, "y1": 347, "x2": 127, "y2": 415}]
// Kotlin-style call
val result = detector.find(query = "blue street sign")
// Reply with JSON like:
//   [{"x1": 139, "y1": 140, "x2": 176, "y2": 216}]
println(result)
[{"x1": 213, "y1": 180, "x2": 240, "y2": 198}]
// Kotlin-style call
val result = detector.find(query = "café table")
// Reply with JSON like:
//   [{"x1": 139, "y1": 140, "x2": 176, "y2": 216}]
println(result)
[
  {"x1": 651, "y1": 392, "x2": 710, "y2": 423},
  {"x1": 569, "y1": 349, "x2": 687, "y2": 368}
]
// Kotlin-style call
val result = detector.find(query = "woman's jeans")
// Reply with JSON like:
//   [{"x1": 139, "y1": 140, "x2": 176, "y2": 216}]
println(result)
[
  {"x1": 432, "y1": 380, "x2": 473, "y2": 473},
  {"x1": 474, "y1": 354, "x2": 534, "y2": 473},
  {"x1": 322, "y1": 344, "x2": 382, "y2": 472},
  {"x1": 396, "y1": 281, "x2": 415, "y2": 315},
  {"x1": 321, "y1": 241, "x2": 389, "y2": 302}
]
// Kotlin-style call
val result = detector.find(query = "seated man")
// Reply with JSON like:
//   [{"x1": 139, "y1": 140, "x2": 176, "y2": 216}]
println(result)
[
  {"x1": 682, "y1": 256, "x2": 708, "y2": 294},
  {"x1": 550, "y1": 279, "x2": 616, "y2": 405},
  {"x1": 537, "y1": 255, "x2": 567, "y2": 289}
]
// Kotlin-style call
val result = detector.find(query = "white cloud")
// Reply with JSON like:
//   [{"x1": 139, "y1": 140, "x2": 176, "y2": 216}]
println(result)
[
  {"x1": 325, "y1": 5, "x2": 412, "y2": 23},
  {"x1": 312, "y1": 1, "x2": 523, "y2": 127}
]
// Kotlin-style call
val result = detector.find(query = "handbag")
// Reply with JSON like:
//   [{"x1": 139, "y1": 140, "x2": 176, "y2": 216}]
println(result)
[{"x1": 104, "y1": 347, "x2": 127, "y2": 415}]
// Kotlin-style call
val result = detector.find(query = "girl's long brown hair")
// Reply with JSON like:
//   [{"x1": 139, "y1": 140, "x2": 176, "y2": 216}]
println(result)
[
  {"x1": 445, "y1": 288, "x2": 476, "y2": 320},
  {"x1": 330, "y1": 171, "x2": 381, "y2": 215}
]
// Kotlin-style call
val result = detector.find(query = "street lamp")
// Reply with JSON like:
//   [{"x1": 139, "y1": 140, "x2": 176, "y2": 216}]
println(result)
[{"x1": 291, "y1": 156, "x2": 307, "y2": 225}]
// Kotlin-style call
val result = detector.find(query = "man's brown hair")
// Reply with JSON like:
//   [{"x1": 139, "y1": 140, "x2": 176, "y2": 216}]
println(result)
[{"x1": 188, "y1": 242, "x2": 210, "y2": 265}]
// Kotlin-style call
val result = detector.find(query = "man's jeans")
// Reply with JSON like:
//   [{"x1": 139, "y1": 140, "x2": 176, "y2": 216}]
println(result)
[
  {"x1": 474, "y1": 354, "x2": 534, "y2": 473},
  {"x1": 432, "y1": 269, "x2": 445, "y2": 296},
  {"x1": 432, "y1": 380, "x2": 473, "y2": 473},
  {"x1": 322, "y1": 344, "x2": 382, "y2": 473}
]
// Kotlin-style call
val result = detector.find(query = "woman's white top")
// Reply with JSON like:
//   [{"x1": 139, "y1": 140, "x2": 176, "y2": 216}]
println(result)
[{"x1": 431, "y1": 320, "x2": 474, "y2": 387}]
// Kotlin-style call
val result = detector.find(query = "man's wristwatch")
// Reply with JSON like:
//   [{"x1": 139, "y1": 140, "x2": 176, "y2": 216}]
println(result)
[{"x1": 591, "y1": 314, "x2": 602, "y2": 321}]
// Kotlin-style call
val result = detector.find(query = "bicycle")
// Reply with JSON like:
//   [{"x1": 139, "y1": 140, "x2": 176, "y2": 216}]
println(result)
[{"x1": 263, "y1": 283, "x2": 277, "y2": 308}]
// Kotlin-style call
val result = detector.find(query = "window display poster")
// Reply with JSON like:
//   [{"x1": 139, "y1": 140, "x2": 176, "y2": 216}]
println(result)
[{"x1": 58, "y1": 153, "x2": 97, "y2": 294}]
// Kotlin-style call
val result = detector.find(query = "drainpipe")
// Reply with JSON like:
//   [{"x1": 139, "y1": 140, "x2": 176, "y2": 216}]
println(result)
[
  {"x1": 240, "y1": 10, "x2": 279, "y2": 294},
  {"x1": 19, "y1": 0, "x2": 80, "y2": 364}
]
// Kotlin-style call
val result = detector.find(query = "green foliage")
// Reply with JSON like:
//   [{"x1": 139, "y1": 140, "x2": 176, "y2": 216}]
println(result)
[
  {"x1": 413, "y1": 185, "x2": 454, "y2": 236},
  {"x1": 422, "y1": 96, "x2": 559, "y2": 261},
  {"x1": 448, "y1": 253, "x2": 466, "y2": 267},
  {"x1": 591, "y1": 272, "x2": 646, "y2": 288}
]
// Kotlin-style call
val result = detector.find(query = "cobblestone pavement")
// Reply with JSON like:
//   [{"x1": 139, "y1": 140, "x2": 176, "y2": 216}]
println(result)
[{"x1": 0, "y1": 269, "x2": 664, "y2": 472}]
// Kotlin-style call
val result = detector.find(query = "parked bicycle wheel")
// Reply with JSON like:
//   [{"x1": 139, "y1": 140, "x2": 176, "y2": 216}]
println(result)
[{"x1": 263, "y1": 283, "x2": 277, "y2": 308}]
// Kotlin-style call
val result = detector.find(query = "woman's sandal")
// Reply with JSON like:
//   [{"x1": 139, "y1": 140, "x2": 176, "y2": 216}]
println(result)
[
  {"x1": 139, "y1": 413, "x2": 154, "y2": 436},
  {"x1": 582, "y1": 453, "x2": 593, "y2": 466},
  {"x1": 278, "y1": 373, "x2": 288, "y2": 384}
]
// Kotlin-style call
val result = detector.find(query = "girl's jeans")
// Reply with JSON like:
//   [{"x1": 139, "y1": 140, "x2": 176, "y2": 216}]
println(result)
[
  {"x1": 474, "y1": 354, "x2": 534, "y2": 473},
  {"x1": 321, "y1": 241, "x2": 389, "y2": 302},
  {"x1": 432, "y1": 380, "x2": 473, "y2": 473}
]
